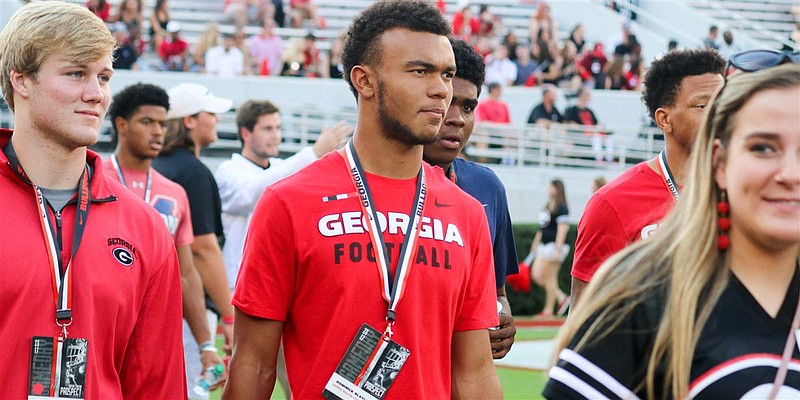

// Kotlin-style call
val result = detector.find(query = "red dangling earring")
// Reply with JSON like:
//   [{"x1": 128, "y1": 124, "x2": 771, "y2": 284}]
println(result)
[{"x1": 717, "y1": 190, "x2": 730, "y2": 251}]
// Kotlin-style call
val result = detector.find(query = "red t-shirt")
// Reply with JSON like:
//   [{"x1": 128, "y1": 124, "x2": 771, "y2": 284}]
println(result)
[
  {"x1": 475, "y1": 99, "x2": 511, "y2": 123},
  {"x1": 86, "y1": 1, "x2": 111, "y2": 21},
  {"x1": 103, "y1": 159, "x2": 193, "y2": 247},
  {"x1": 572, "y1": 162, "x2": 674, "y2": 282},
  {"x1": 158, "y1": 38, "x2": 189, "y2": 61},
  {"x1": 233, "y1": 152, "x2": 497, "y2": 398},
  {"x1": 452, "y1": 12, "x2": 480, "y2": 37}
]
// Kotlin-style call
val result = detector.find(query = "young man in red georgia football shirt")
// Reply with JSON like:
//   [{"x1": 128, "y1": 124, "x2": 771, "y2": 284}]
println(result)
[{"x1": 224, "y1": 1, "x2": 501, "y2": 398}]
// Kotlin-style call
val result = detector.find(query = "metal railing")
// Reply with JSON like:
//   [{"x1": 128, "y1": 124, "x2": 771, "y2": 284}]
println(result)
[
  {"x1": 207, "y1": 103, "x2": 359, "y2": 154},
  {"x1": 1, "y1": 102, "x2": 665, "y2": 170},
  {"x1": 464, "y1": 122, "x2": 663, "y2": 171}
]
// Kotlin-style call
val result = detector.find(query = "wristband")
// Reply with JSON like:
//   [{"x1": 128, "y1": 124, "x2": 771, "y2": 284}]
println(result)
[
  {"x1": 221, "y1": 314, "x2": 234, "y2": 325},
  {"x1": 199, "y1": 341, "x2": 217, "y2": 354}
]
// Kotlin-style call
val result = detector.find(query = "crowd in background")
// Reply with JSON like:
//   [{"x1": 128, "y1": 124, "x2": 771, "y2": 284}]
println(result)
[
  {"x1": 87, "y1": 0, "x2": 800, "y2": 96},
  {"x1": 2, "y1": 2, "x2": 798, "y2": 398},
  {"x1": 87, "y1": 0, "x2": 332, "y2": 76},
  {"x1": 87, "y1": 0, "x2": 654, "y2": 90},
  {"x1": 75, "y1": 0, "x2": 800, "y2": 172}
]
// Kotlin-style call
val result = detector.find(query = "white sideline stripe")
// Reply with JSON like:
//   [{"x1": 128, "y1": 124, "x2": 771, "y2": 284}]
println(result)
[
  {"x1": 549, "y1": 366, "x2": 611, "y2": 400},
  {"x1": 560, "y1": 349, "x2": 642, "y2": 400},
  {"x1": 688, "y1": 356, "x2": 800, "y2": 398}
]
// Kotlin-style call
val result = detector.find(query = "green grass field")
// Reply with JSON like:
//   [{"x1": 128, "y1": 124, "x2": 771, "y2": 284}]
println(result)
[{"x1": 209, "y1": 326, "x2": 557, "y2": 399}]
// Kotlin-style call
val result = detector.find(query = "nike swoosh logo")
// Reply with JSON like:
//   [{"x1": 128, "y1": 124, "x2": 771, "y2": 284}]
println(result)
[{"x1": 434, "y1": 199, "x2": 453, "y2": 208}]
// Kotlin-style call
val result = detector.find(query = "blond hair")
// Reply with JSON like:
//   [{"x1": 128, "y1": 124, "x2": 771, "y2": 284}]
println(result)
[
  {"x1": 554, "y1": 64, "x2": 800, "y2": 399},
  {"x1": 162, "y1": 118, "x2": 195, "y2": 155},
  {"x1": 0, "y1": 1, "x2": 116, "y2": 111},
  {"x1": 193, "y1": 22, "x2": 220, "y2": 68}
]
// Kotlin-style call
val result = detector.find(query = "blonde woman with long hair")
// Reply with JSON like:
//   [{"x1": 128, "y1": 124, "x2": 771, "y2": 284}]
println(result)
[
  {"x1": 543, "y1": 59, "x2": 799, "y2": 399},
  {"x1": 191, "y1": 22, "x2": 220, "y2": 72}
]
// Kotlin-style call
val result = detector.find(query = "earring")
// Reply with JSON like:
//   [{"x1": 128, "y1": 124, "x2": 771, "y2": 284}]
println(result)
[{"x1": 717, "y1": 189, "x2": 730, "y2": 251}]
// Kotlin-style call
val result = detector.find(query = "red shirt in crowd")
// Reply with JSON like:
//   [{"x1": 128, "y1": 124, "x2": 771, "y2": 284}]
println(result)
[{"x1": 475, "y1": 99, "x2": 512, "y2": 124}]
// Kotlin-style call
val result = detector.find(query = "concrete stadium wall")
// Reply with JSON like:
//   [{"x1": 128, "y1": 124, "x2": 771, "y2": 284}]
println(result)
[
  {"x1": 0, "y1": 70, "x2": 645, "y2": 224},
  {"x1": 199, "y1": 151, "x2": 627, "y2": 225},
  {"x1": 110, "y1": 70, "x2": 649, "y2": 139},
  {"x1": 104, "y1": 70, "x2": 647, "y2": 223},
  {"x1": 489, "y1": 164, "x2": 625, "y2": 224},
  {"x1": 0, "y1": 71, "x2": 644, "y2": 224}
]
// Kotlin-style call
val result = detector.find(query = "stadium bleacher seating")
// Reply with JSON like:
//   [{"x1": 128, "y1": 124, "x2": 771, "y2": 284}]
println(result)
[{"x1": 689, "y1": 0, "x2": 798, "y2": 48}]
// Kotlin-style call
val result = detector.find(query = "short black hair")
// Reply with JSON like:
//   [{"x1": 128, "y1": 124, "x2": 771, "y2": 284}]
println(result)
[
  {"x1": 108, "y1": 83, "x2": 170, "y2": 135},
  {"x1": 668, "y1": 39, "x2": 678, "y2": 50},
  {"x1": 450, "y1": 37, "x2": 485, "y2": 97},
  {"x1": 341, "y1": 0, "x2": 451, "y2": 99},
  {"x1": 641, "y1": 49, "x2": 725, "y2": 120}
]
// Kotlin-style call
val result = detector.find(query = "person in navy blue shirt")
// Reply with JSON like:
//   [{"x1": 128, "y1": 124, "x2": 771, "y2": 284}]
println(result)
[{"x1": 423, "y1": 38, "x2": 519, "y2": 359}]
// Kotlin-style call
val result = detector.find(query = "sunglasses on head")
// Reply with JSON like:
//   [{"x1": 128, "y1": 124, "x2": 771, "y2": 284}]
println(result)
[
  {"x1": 727, "y1": 49, "x2": 799, "y2": 73},
  {"x1": 706, "y1": 49, "x2": 798, "y2": 142}
]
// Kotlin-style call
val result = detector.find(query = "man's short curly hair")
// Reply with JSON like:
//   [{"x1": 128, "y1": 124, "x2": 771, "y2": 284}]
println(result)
[
  {"x1": 341, "y1": 0, "x2": 451, "y2": 99},
  {"x1": 642, "y1": 49, "x2": 726, "y2": 120},
  {"x1": 450, "y1": 38, "x2": 485, "y2": 97},
  {"x1": 109, "y1": 83, "x2": 170, "y2": 136}
]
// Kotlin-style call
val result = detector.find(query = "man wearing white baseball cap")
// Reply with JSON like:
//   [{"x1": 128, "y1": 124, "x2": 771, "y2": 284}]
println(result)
[{"x1": 152, "y1": 83, "x2": 234, "y2": 394}]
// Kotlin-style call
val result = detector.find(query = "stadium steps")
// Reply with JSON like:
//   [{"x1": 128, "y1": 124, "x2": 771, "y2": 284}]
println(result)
[
  {"x1": 689, "y1": 0, "x2": 797, "y2": 48},
  {"x1": 55, "y1": 0, "x2": 571, "y2": 60}
]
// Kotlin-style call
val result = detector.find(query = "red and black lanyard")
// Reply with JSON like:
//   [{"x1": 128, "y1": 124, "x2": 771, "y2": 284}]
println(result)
[{"x1": 8, "y1": 155, "x2": 91, "y2": 339}]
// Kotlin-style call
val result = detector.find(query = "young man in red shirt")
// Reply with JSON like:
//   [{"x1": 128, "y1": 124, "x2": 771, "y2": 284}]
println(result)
[
  {"x1": 0, "y1": 3, "x2": 185, "y2": 397},
  {"x1": 570, "y1": 49, "x2": 726, "y2": 309},
  {"x1": 224, "y1": 1, "x2": 501, "y2": 398},
  {"x1": 158, "y1": 21, "x2": 190, "y2": 72}
]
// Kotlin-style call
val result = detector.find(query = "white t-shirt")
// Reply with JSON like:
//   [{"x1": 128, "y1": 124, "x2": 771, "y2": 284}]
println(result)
[
  {"x1": 215, "y1": 148, "x2": 317, "y2": 287},
  {"x1": 205, "y1": 45, "x2": 245, "y2": 78}
]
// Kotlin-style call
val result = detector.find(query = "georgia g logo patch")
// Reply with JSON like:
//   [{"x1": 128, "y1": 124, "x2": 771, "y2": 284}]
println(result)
[
  {"x1": 112, "y1": 247, "x2": 134, "y2": 267},
  {"x1": 107, "y1": 237, "x2": 138, "y2": 267}
]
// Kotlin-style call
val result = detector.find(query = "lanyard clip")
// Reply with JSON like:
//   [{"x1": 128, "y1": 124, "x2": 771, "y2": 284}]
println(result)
[
  {"x1": 382, "y1": 317, "x2": 395, "y2": 342},
  {"x1": 56, "y1": 317, "x2": 72, "y2": 341}
]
